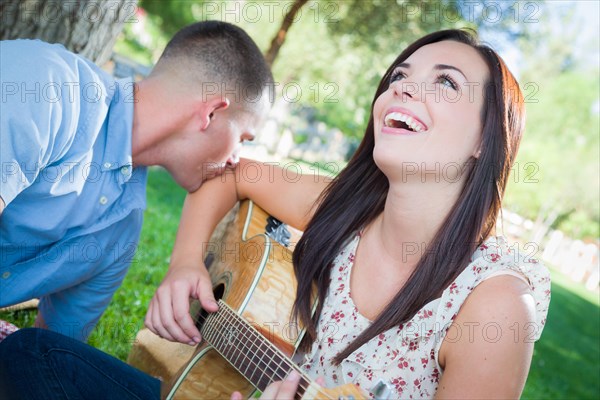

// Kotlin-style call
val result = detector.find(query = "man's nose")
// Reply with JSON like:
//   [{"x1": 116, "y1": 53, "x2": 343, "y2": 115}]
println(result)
[{"x1": 226, "y1": 153, "x2": 240, "y2": 168}]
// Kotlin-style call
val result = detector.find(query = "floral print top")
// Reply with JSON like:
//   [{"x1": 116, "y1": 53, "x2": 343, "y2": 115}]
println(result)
[{"x1": 299, "y1": 235, "x2": 551, "y2": 398}]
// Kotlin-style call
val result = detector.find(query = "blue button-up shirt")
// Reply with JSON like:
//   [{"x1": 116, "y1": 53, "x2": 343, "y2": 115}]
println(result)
[{"x1": 0, "y1": 40, "x2": 148, "y2": 340}]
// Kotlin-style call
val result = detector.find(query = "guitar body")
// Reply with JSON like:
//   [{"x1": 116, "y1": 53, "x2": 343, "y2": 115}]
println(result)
[
  {"x1": 129, "y1": 201, "x2": 368, "y2": 400},
  {"x1": 163, "y1": 200, "x2": 305, "y2": 399}
]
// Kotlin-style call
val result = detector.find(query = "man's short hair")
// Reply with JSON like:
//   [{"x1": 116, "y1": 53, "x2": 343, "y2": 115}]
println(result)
[{"x1": 153, "y1": 20, "x2": 274, "y2": 107}]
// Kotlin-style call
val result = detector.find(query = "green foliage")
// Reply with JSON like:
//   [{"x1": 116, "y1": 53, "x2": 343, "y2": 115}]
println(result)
[
  {"x1": 504, "y1": 67, "x2": 600, "y2": 240},
  {"x1": 327, "y1": 0, "x2": 468, "y2": 53},
  {"x1": 115, "y1": 0, "x2": 597, "y2": 240},
  {"x1": 140, "y1": 0, "x2": 200, "y2": 37},
  {"x1": 130, "y1": 0, "x2": 513, "y2": 136}
]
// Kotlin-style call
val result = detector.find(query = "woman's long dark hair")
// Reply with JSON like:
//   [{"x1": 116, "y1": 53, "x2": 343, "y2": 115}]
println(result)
[{"x1": 292, "y1": 29, "x2": 525, "y2": 363}]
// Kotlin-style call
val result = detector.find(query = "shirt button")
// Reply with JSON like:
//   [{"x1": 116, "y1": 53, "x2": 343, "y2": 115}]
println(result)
[
  {"x1": 99, "y1": 196, "x2": 108, "y2": 205},
  {"x1": 2, "y1": 271, "x2": 10, "y2": 279},
  {"x1": 104, "y1": 162, "x2": 111, "y2": 169},
  {"x1": 121, "y1": 166, "x2": 129, "y2": 175}
]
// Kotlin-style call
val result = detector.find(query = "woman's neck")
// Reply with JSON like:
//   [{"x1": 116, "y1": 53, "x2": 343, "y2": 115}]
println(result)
[{"x1": 370, "y1": 180, "x2": 464, "y2": 269}]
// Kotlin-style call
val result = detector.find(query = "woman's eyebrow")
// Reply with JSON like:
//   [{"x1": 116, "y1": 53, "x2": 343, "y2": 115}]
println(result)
[
  {"x1": 397, "y1": 62, "x2": 468, "y2": 81},
  {"x1": 434, "y1": 64, "x2": 468, "y2": 80}
]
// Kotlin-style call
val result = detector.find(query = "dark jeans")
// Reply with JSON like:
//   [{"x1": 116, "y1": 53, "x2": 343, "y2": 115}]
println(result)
[{"x1": 0, "y1": 328, "x2": 160, "y2": 400}]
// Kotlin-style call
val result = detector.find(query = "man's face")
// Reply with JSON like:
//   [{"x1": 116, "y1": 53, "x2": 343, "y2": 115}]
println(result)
[{"x1": 169, "y1": 93, "x2": 271, "y2": 192}]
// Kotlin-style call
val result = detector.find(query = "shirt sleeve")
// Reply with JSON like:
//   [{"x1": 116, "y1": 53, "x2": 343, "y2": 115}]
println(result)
[
  {"x1": 1, "y1": 107, "x2": 49, "y2": 206},
  {"x1": 0, "y1": 40, "x2": 80, "y2": 207}
]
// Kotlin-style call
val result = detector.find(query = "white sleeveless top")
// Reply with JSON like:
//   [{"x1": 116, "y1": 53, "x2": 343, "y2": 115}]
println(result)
[{"x1": 299, "y1": 235, "x2": 551, "y2": 398}]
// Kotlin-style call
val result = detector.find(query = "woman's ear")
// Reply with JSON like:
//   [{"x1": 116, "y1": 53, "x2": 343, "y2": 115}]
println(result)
[
  {"x1": 199, "y1": 97, "x2": 230, "y2": 130},
  {"x1": 473, "y1": 141, "x2": 483, "y2": 159}
]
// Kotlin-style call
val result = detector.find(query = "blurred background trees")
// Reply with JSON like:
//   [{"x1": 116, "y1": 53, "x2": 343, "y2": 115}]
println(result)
[
  {"x1": 2, "y1": 0, "x2": 595, "y2": 239},
  {"x1": 114, "y1": 0, "x2": 598, "y2": 242},
  {"x1": 2, "y1": 0, "x2": 596, "y2": 246},
  {"x1": 0, "y1": 0, "x2": 138, "y2": 65}
]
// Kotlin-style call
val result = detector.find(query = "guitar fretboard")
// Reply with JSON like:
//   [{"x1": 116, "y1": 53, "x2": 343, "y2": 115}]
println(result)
[{"x1": 201, "y1": 301, "x2": 310, "y2": 399}]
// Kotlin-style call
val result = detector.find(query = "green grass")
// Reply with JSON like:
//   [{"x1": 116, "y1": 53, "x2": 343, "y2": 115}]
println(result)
[
  {"x1": 1, "y1": 167, "x2": 598, "y2": 399},
  {"x1": 522, "y1": 270, "x2": 600, "y2": 399},
  {"x1": 87, "y1": 167, "x2": 187, "y2": 358}
]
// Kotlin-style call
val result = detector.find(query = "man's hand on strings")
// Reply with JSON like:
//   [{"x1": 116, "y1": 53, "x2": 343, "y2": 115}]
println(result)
[{"x1": 145, "y1": 264, "x2": 218, "y2": 345}]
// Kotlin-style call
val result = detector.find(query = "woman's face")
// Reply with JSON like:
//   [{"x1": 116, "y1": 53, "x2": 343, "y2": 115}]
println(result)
[{"x1": 373, "y1": 40, "x2": 490, "y2": 185}]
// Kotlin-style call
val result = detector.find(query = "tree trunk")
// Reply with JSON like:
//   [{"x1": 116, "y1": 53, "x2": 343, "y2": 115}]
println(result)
[
  {"x1": 264, "y1": 0, "x2": 309, "y2": 67},
  {"x1": 0, "y1": 0, "x2": 138, "y2": 66}
]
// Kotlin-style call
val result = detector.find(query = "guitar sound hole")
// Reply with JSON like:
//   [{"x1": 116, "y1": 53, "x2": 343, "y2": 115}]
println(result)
[
  {"x1": 204, "y1": 252, "x2": 215, "y2": 270},
  {"x1": 194, "y1": 283, "x2": 225, "y2": 331}
]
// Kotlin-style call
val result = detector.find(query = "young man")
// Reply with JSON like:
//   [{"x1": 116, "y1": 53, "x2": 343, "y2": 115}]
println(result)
[{"x1": 0, "y1": 21, "x2": 274, "y2": 341}]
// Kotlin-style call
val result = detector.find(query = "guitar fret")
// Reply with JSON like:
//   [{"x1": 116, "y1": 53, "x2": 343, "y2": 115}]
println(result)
[
  {"x1": 223, "y1": 305, "x2": 268, "y2": 384},
  {"x1": 218, "y1": 312, "x2": 237, "y2": 364},
  {"x1": 237, "y1": 315, "x2": 258, "y2": 379},
  {"x1": 256, "y1": 339, "x2": 278, "y2": 391},
  {"x1": 224, "y1": 310, "x2": 245, "y2": 372},
  {"x1": 295, "y1": 376, "x2": 309, "y2": 400},
  {"x1": 241, "y1": 320, "x2": 258, "y2": 377},
  {"x1": 211, "y1": 313, "x2": 229, "y2": 358},
  {"x1": 267, "y1": 336, "x2": 289, "y2": 385},
  {"x1": 205, "y1": 302, "x2": 312, "y2": 398},
  {"x1": 251, "y1": 340, "x2": 267, "y2": 390},
  {"x1": 275, "y1": 352, "x2": 286, "y2": 382},
  {"x1": 246, "y1": 328, "x2": 267, "y2": 386}
]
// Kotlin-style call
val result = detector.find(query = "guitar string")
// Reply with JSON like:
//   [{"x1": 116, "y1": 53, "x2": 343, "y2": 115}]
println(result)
[
  {"x1": 195, "y1": 307, "x2": 290, "y2": 378},
  {"x1": 203, "y1": 304, "x2": 311, "y2": 392},
  {"x1": 200, "y1": 308, "x2": 309, "y2": 395},
  {"x1": 197, "y1": 307, "x2": 294, "y2": 387},
  {"x1": 218, "y1": 304, "x2": 307, "y2": 395},
  {"x1": 216, "y1": 305, "x2": 327, "y2": 400},
  {"x1": 220, "y1": 308, "x2": 274, "y2": 386},
  {"x1": 192, "y1": 302, "x2": 334, "y2": 399}
]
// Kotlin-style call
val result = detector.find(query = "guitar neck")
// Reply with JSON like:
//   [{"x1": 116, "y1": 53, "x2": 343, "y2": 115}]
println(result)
[{"x1": 201, "y1": 301, "x2": 312, "y2": 399}]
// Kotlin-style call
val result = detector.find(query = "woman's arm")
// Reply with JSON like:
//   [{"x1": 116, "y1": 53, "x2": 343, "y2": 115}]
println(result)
[
  {"x1": 435, "y1": 275, "x2": 537, "y2": 398},
  {"x1": 145, "y1": 158, "x2": 331, "y2": 344}
]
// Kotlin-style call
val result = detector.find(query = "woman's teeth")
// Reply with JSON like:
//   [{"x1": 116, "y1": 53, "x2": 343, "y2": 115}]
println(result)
[{"x1": 384, "y1": 112, "x2": 425, "y2": 132}]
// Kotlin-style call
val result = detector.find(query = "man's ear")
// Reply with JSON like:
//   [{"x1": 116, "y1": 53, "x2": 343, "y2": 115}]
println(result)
[{"x1": 198, "y1": 97, "x2": 230, "y2": 131}]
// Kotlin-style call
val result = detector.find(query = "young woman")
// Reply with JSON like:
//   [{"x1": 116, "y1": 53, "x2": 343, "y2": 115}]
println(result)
[
  {"x1": 145, "y1": 29, "x2": 550, "y2": 399},
  {"x1": 0, "y1": 29, "x2": 550, "y2": 399}
]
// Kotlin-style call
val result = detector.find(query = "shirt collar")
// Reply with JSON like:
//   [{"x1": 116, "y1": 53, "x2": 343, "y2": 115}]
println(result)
[{"x1": 101, "y1": 77, "x2": 135, "y2": 180}]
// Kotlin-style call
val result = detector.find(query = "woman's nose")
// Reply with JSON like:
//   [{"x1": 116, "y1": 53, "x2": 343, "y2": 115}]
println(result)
[{"x1": 392, "y1": 80, "x2": 422, "y2": 102}]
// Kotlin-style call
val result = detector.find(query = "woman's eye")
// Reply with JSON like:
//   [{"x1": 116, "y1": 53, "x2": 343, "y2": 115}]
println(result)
[
  {"x1": 438, "y1": 74, "x2": 458, "y2": 90},
  {"x1": 390, "y1": 70, "x2": 406, "y2": 83}
]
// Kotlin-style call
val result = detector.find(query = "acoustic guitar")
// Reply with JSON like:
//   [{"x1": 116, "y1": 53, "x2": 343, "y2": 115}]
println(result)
[{"x1": 157, "y1": 200, "x2": 369, "y2": 400}]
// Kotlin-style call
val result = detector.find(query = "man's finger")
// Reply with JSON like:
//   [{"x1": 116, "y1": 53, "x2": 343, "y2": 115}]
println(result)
[
  {"x1": 158, "y1": 288, "x2": 194, "y2": 344},
  {"x1": 149, "y1": 295, "x2": 177, "y2": 341},
  {"x1": 172, "y1": 287, "x2": 201, "y2": 343},
  {"x1": 197, "y1": 278, "x2": 219, "y2": 312}
]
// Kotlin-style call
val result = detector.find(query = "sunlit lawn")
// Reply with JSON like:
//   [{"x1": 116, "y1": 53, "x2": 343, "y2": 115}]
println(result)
[{"x1": 2, "y1": 167, "x2": 598, "y2": 399}]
